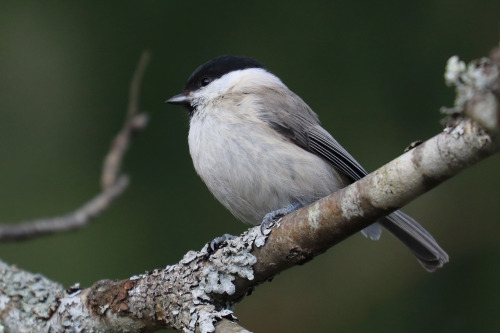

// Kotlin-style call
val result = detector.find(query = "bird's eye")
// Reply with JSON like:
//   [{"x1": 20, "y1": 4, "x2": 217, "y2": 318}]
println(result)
[{"x1": 200, "y1": 77, "x2": 212, "y2": 87}]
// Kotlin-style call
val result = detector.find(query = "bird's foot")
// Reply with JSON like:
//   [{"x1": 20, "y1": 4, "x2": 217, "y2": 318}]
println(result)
[{"x1": 260, "y1": 202, "x2": 303, "y2": 235}]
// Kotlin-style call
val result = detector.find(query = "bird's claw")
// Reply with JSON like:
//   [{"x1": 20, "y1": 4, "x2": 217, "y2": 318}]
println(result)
[
  {"x1": 260, "y1": 214, "x2": 279, "y2": 235},
  {"x1": 260, "y1": 202, "x2": 303, "y2": 235}
]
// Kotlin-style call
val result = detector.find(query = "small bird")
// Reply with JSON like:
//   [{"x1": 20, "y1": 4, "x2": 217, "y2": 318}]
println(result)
[{"x1": 167, "y1": 55, "x2": 448, "y2": 271}]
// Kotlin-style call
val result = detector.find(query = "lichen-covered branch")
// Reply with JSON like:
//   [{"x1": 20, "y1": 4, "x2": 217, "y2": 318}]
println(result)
[
  {"x1": 0, "y1": 49, "x2": 498, "y2": 332},
  {"x1": 442, "y1": 47, "x2": 500, "y2": 138},
  {"x1": 0, "y1": 51, "x2": 150, "y2": 242}
]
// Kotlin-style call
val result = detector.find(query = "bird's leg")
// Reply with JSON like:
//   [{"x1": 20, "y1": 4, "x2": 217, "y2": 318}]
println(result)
[
  {"x1": 210, "y1": 202, "x2": 304, "y2": 251},
  {"x1": 261, "y1": 201, "x2": 304, "y2": 234}
]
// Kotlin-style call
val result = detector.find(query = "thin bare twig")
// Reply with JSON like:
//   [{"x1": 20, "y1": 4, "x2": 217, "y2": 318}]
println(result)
[
  {"x1": 0, "y1": 176, "x2": 129, "y2": 241},
  {"x1": 0, "y1": 51, "x2": 151, "y2": 241},
  {"x1": 101, "y1": 50, "x2": 151, "y2": 189}
]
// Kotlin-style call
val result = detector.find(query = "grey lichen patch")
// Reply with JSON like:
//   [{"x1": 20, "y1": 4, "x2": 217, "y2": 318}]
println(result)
[
  {"x1": 307, "y1": 202, "x2": 321, "y2": 230},
  {"x1": 54, "y1": 295, "x2": 87, "y2": 331},
  {"x1": 190, "y1": 308, "x2": 235, "y2": 333},
  {"x1": 0, "y1": 294, "x2": 9, "y2": 311},
  {"x1": 442, "y1": 56, "x2": 499, "y2": 134},
  {"x1": 0, "y1": 260, "x2": 64, "y2": 331},
  {"x1": 338, "y1": 183, "x2": 365, "y2": 219},
  {"x1": 0, "y1": 228, "x2": 265, "y2": 333},
  {"x1": 249, "y1": 226, "x2": 268, "y2": 248},
  {"x1": 125, "y1": 228, "x2": 264, "y2": 333},
  {"x1": 190, "y1": 229, "x2": 260, "y2": 332},
  {"x1": 199, "y1": 238, "x2": 257, "y2": 296}
]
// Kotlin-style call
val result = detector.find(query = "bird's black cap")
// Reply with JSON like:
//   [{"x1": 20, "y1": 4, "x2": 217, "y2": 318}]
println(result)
[{"x1": 184, "y1": 55, "x2": 265, "y2": 92}]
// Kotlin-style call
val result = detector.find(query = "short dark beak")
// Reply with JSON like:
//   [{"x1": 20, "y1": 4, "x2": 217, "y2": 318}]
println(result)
[{"x1": 166, "y1": 93, "x2": 189, "y2": 105}]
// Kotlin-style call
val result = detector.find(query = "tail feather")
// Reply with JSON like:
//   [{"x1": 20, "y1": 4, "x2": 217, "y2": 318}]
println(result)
[
  {"x1": 361, "y1": 223, "x2": 382, "y2": 240},
  {"x1": 379, "y1": 210, "x2": 449, "y2": 272}
]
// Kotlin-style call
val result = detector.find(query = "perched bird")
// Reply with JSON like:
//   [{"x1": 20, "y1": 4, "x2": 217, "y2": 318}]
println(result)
[{"x1": 167, "y1": 55, "x2": 448, "y2": 271}]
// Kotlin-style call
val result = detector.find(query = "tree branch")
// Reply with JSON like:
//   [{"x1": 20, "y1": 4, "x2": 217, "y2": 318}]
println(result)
[
  {"x1": 0, "y1": 51, "x2": 151, "y2": 242},
  {"x1": 0, "y1": 48, "x2": 498, "y2": 332},
  {"x1": 0, "y1": 176, "x2": 128, "y2": 241},
  {"x1": 101, "y1": 51, "x2": 151, "y2": 189}
]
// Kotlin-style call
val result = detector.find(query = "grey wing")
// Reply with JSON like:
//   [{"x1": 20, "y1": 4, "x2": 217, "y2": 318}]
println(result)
[
  {"x1": 255, "y1": 88, "x2": 365, "y2": 181},
  {"x1": 258, "y1": 88, "x2": 448, "y2": 271},
  {"x1": 305, "y1": 126, "x2": 368, "y2": 181}
]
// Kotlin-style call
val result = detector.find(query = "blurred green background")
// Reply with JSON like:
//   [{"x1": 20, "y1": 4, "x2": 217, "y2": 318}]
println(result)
[{"x1": 1, "y1": 1, "x2": 499, "y2": 332}]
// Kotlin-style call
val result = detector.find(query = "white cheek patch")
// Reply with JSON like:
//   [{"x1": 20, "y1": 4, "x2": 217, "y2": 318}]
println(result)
[{"x1": 193, "y1": 68, "x2": 283, "y2": 106}]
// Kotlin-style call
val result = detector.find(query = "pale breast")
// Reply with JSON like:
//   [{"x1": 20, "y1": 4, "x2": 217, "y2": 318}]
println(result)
[{"x1": 188, "y1": 108, "x2": 346, "y2": 225}]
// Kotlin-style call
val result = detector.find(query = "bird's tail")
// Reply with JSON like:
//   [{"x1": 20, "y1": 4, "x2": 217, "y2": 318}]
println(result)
[{"x1": 380, "y1": 210, "x2": 449, "y2": 272}]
